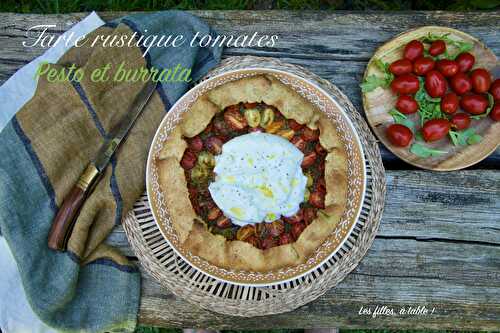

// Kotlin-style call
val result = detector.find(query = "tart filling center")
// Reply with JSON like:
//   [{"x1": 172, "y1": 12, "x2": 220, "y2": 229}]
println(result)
[{"x1": 209, "y1": 132, "x2": 307, "y2": 227}]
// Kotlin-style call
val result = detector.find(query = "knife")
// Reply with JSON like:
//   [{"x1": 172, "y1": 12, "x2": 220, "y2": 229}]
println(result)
[{"x1": 48, "y1": 80, "x2": 157, "y2": 251}]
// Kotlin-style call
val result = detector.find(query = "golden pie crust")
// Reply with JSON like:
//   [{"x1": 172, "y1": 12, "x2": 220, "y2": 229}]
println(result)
[{"x1": 157, "y1": 75, "x2": 348, "y2": 272}]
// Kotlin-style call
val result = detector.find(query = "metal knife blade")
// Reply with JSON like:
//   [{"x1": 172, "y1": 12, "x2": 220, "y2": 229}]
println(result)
[{"x1": 94, "y1": 79, "x2": 157, "y2": 171}]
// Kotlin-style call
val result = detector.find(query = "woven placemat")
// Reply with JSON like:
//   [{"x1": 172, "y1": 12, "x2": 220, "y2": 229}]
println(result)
[{"x1": 123, "y1": 56, "x2": 386, "y2": 316}]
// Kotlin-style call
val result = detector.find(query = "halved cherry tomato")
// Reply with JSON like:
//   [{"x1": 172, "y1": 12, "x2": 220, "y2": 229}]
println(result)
[
  {"x1": 288, "y1": 119, "x2": 304, "y2": 131},
  {"x1": 180, "y1": 150, "x2": 197, "y2": 170},
  {"x1": 456, "y1": 52, "x2": 475, "y2": 73},
  {"x1": 422, "y1": 119, "x2": 450, "y2": 142},
  {"x1": 205, "y1": 136, "x2": 223, "y2": 154},
  {"x1": 303, "y1": 207, "x2": 317, "y2": 225},
  {"x1": 188, "y1": 136, "x2": 203, "y2": 152},
  {"x1": 436, "y1": 59, "x2": 459, "y2": 77},
  {"x1": 440, "y1": 92, "x2": 459, "y2": 114},
  {"x1": 291, "y1": 136, "x2": 306, "y2": 151},
  {"x1": 386, "y1": 124, "x2": 413, "y2": 147},
  {"x1": 261, "y1": 235, "x2": 278, "y2": 250},
  {"x1": 309, "y1": 190, "x2": 325, "y2": 209},
  {"x1": 460, "y1": 94, "x2": 489, "y2": 115},
  {"x1": 404, "y1": 40, "x2": 424, "y2": 61},
  {"x1": 291, "y1": 222, "x2": 306, "y2": 240},
  {"x1": 470, "y1": 68, "x2": 492, "y2": 94},
  {"x1": 450, "y1": 73, "x2": 472, "y2": 95},
  {"x1": 279, "y1": 233, "x2": 293, "y2": 245},
  {"x1": 301, "y1": 152, "x2": 317, "y2": 168},
  {"x1": 391, "y1": 74, "x2": 420, "y2": 94},
  {"x1": 389, "y1": 59, "x2": 413, "y2": 76},
  {"x1": 490, "y1": 104, "x2": 500, "y2": 121},
  {"x1": 429, "y1": 40, "x2": 446, "y2": 56},
  {"x1": 284, "y1": 210, "x2": 303, "y2": 224},
  {"x1": 490, "y1": 79, "x2": 500, "y2": 101},
  {"x1": 450, "y1": 113, "x2": 471, "y2": 130},
  {"x1": 413, "y1": 57, "x2": 435, "y2": 76},
  {"x1": 395, "y1": 95, "x2": 418, "y2": 114},
  {"x1": 302, "y1": 127, "x2": 320, "y2": 141},
  {"x1": 425, "y1": 70, "x2": 447, "y2": 98}
]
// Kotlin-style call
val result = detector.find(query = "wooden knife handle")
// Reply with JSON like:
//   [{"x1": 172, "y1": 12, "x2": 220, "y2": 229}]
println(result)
[{"x1": 48, "y1": 164, "x2": 100, "y2": 251}]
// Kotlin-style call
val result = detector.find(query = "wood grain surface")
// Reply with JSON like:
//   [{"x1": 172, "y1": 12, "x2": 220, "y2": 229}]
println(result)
[{"x1": 0, "y1": 11, "x2": 499, "y2": 330}]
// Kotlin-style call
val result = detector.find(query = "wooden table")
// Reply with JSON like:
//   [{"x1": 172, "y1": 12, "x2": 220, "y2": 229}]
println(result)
[{"x1": 1, "y1": 10, "x2": 499, "y2": 331}]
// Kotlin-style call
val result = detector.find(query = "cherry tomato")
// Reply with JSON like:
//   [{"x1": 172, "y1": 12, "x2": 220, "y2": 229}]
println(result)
[
  {"x1": 413, "y1": 57, "x2": 435, "y2": 76},
  {"x1": 470, "y1": 68, "x2": 492, "y2": 94},
  {"x1": 460, "y1": 94, "x2": 489, "y2": 115},
  {"x1": 429, "y1": 40, "x2": 446, "y2": 56},
  {"x1": 279, "y1": 233, "x2": 293, "y2": 245},
  {"x1": 422, "y1": 119, "x2": 450, "y2": 142},
  {"x1": 436, "y1": 59, "x2": 459, "y2": 77},
  {"x1": 490, "y1": 79, "x2": 500, "y2": 101},
  {"x1": 391, "y1": 74, "x2": 420, "y2": 94},
  {"x1": 450, "y1": 113, "x2": 471, "y2": 130},
  {"x1": 309, "y1": 190, "x2": 325, "y2": 209},
  {"x1": 440, "y1": 92, "x2": 459, "y2": 114},
  {"x1": 404, "y1": 40, "x2": 424, "y2": 61},
  {"x1": 188, "y1": 136, "x2": 203, "y2": 152},
  {"x1": 395, "y1": 95, "x2": 418, "y2": 114},
  {"x1": 425, "y1": 70, "x2": 447, "y2": 98},
  {"x1": 386, "y1": 124, "x2": 413, "y2": 147},
  {"x1": 288, "y1": 119, "x2": 304, "y2": 131},
  {"x1": 291, "y1": 222, "x2": 306, "y2": 240},
  {"x1": 302, "y1": 127, "x2": 320, "y2": 141},
  {"x1": 456, "y1": 52, "x2": 475, "y2": 73},
  {"x1": 450, "y1": 73, "x2": 472, "y2": 95},
  {"x1": 180, "y1": 150, "x2": 196, "y2": 170},
  {"x1": 389, "y1": 59, "x2": 413, "y2": 76},
  {"x1": 490, "y1": 104, "x2": 500, "y2": 121}
]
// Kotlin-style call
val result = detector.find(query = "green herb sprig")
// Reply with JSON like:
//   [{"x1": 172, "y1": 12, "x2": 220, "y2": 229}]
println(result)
[
  {"x1": 414, "y1": 77, "x2": 444, "y2": 126},
  {"x1": 422, "y1": 33, "x2": 473, "y2": 60},
  {"x1": 389, "y1": 109, "x2": 416, "y2": 132},
  {"x1": 360, "y1": 59, "x2": 394, "y2": 92},
  {"x1": 410, "y1": 143, "x2": 447, "y2": 158},
  {"x1": 449, "y1": 128, "x2": 482, "y2": 146}
]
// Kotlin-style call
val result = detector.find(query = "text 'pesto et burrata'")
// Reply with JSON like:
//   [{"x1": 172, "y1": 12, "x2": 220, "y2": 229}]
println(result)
[{"x1": 208, "y1": 132, "x2": 307, "y2": 227}]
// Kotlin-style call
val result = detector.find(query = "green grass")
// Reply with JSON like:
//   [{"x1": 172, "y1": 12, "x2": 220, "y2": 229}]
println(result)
[
  {"x1": 132, "y1": 329, "x2": 483, "y2": 333},
  {"x1": 0, "y1": 0, "x2": 499, "y2": 12}
]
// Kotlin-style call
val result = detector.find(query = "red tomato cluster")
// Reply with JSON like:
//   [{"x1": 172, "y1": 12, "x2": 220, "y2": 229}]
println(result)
[{"x1": 386, "y1": 38, "x2": 499, "y2": 148}]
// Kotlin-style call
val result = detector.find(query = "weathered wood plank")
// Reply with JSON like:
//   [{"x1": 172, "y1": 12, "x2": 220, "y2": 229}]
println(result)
[
  {"x1": 0, "y1": 12, "x2": 499, "y2": 168},
  {"x1": 103, "y1": 170, "x2": 500, "y2": 329},
  {"x1": 135, "y1": 237, "x2": 500, "y2": 330}
]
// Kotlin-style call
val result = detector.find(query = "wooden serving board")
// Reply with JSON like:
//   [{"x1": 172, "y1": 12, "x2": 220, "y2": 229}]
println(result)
[{"x1": 362, "y1": 26, "x2": 499, "y2": 171}]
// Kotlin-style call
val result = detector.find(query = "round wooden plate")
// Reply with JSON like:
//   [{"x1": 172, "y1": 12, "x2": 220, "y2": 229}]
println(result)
[{"x1": 362, "y1": 26, "x2": 499, "y2": 171}]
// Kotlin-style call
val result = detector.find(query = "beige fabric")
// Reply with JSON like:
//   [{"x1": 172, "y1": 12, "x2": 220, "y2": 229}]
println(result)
[{"x1": 16, "y1": 24, "x2": 166, "y2": 262}]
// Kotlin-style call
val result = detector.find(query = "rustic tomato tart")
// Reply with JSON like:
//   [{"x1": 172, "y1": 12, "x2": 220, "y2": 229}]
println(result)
[{"x1": 148, "y1": 70, "x2": 365, "y2": 283}]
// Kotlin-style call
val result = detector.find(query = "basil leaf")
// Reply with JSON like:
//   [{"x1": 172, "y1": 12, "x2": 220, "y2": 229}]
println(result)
[
  {"x1": 389, "y1": 109, "x2": 407, "y2": 122},
  {"x1": 360, "y1": 75, "x2": 388, "y2": 92},
  {"x1": 374, "y1": 59, "x2": 388, "y2": 72},
  {"x1": 389, "y1": 109, "x2": 415, "y2": 132},
  {"x1": 449, "y1": 128, "x2": 479, "y2": 146},
  {"x1": 467, "y1": 134, "x2": 482, "y2": 145},
  {"x1": 410, "y1": 143, "x2": 447, "y2": 158},
  {"x1": 449, "y1": 131, "x2": 459, "y2": 146}
]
